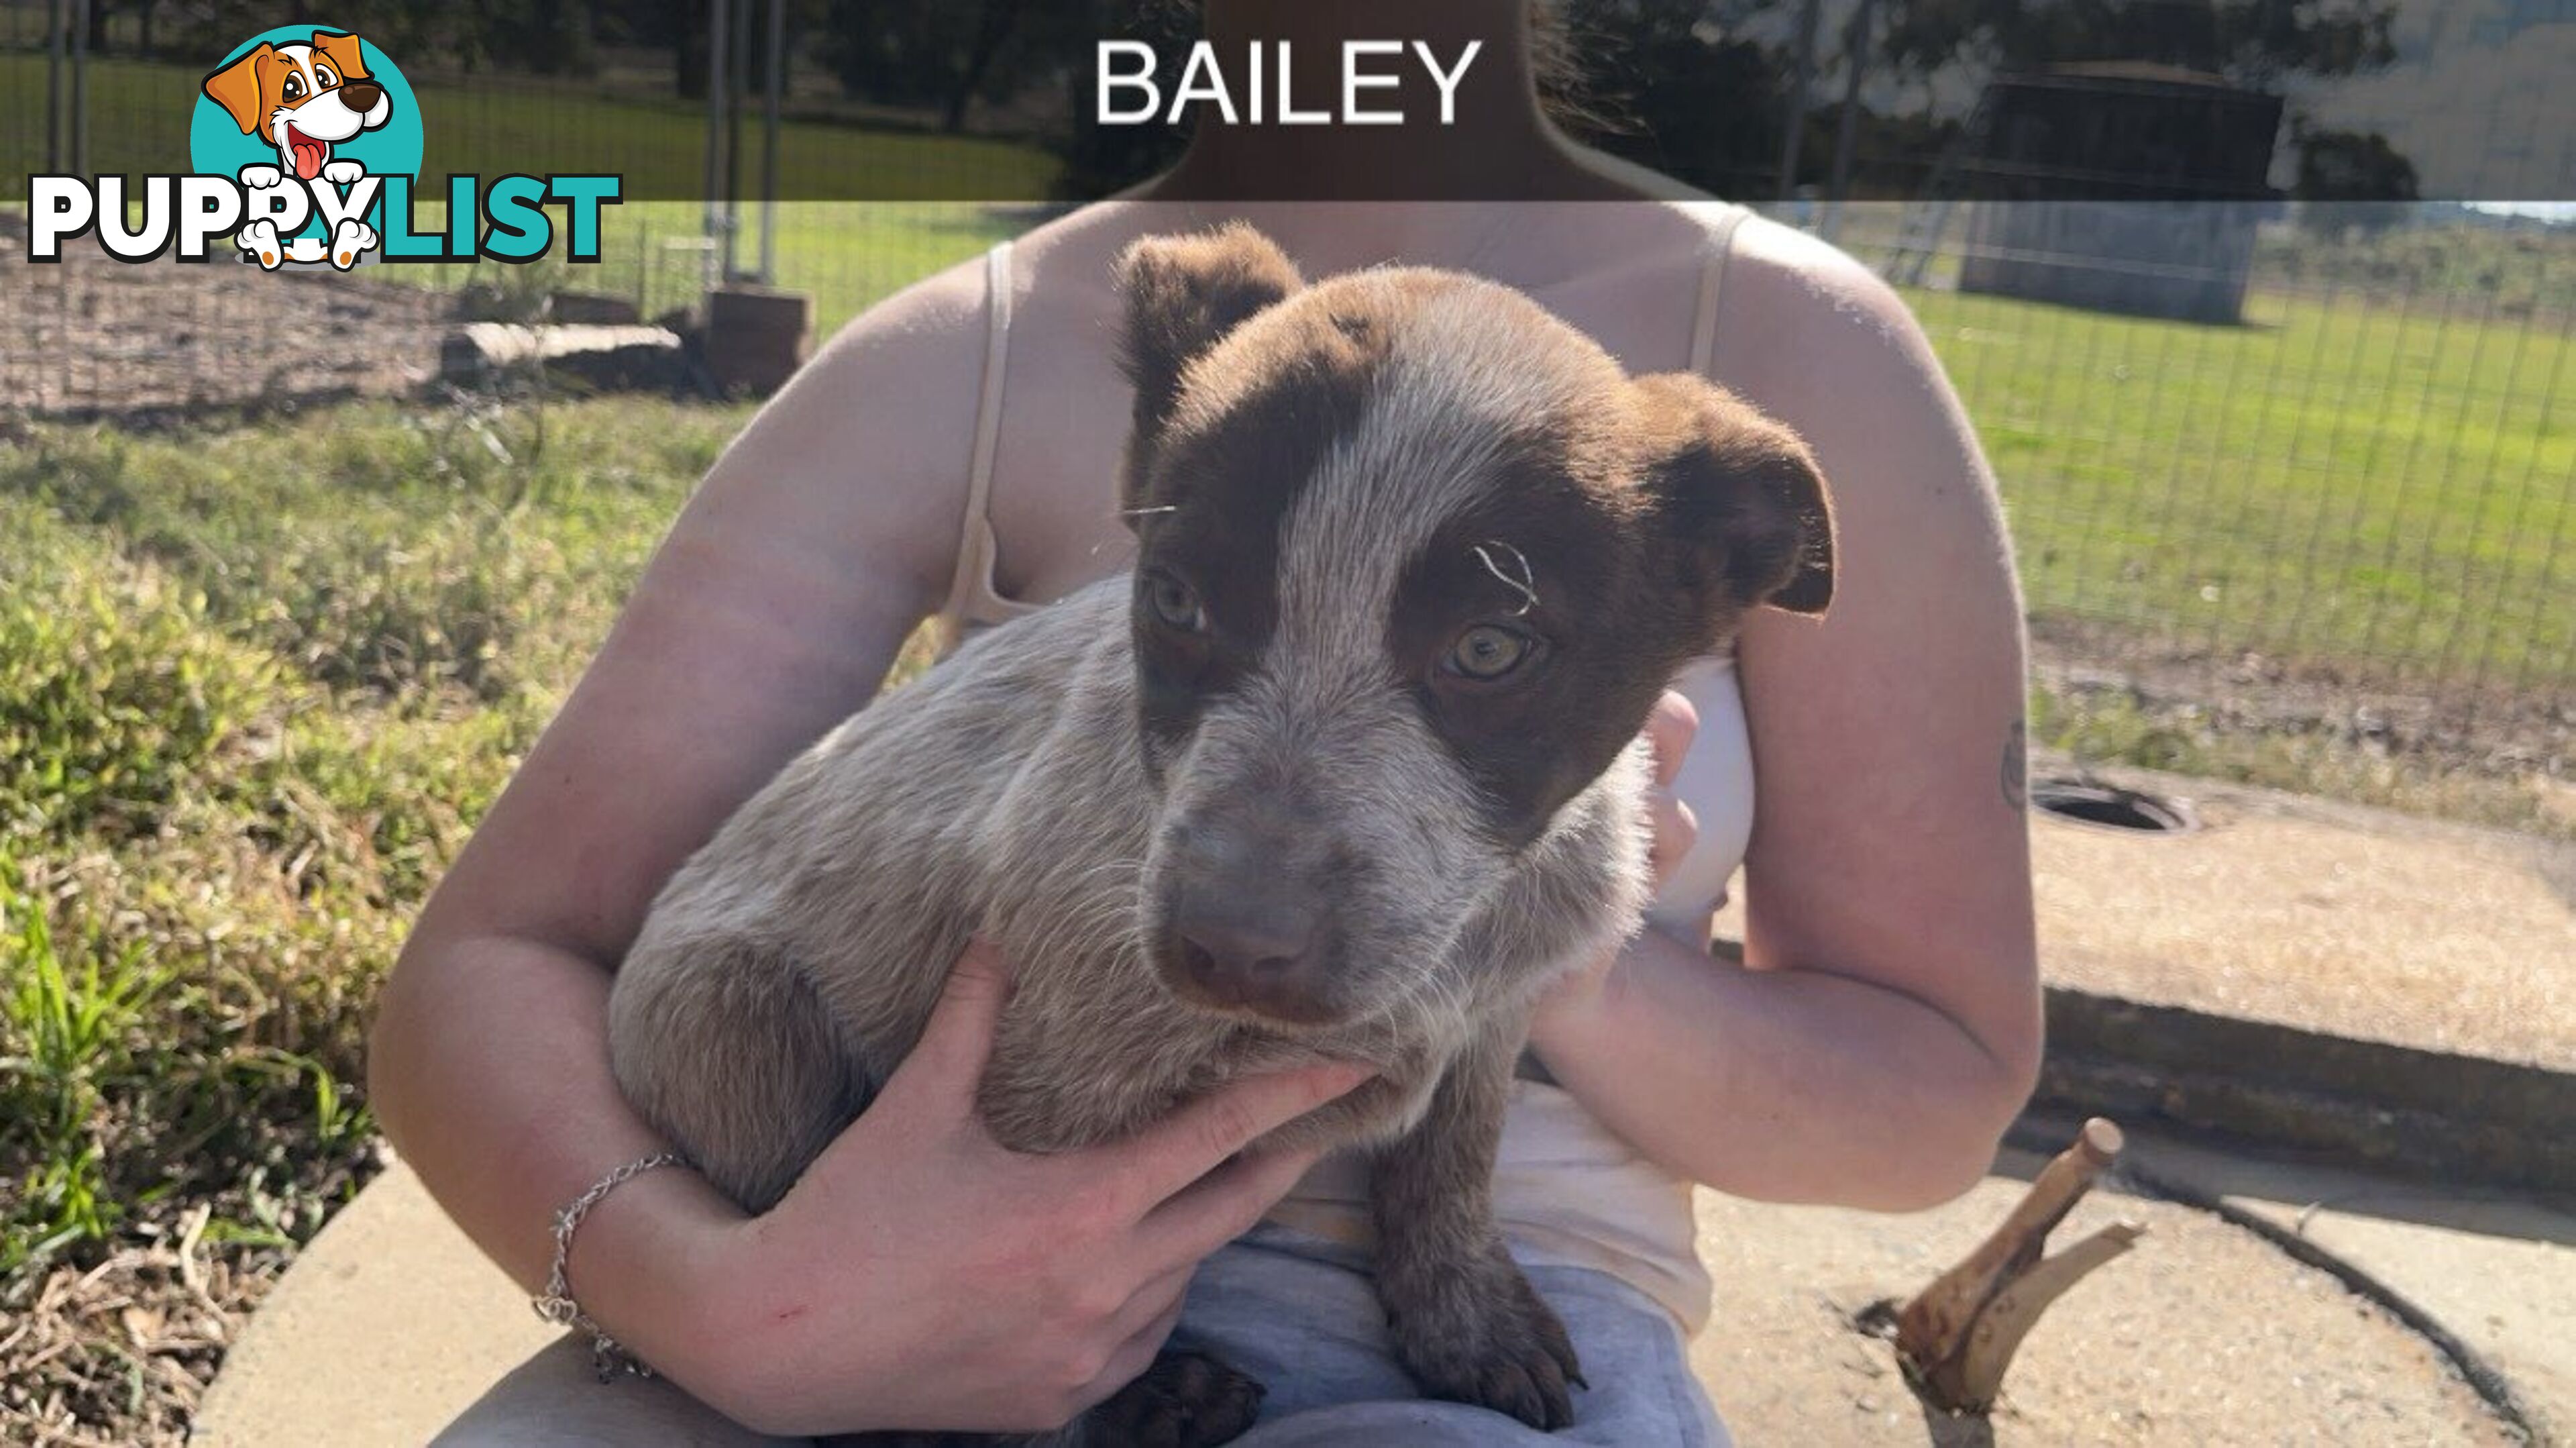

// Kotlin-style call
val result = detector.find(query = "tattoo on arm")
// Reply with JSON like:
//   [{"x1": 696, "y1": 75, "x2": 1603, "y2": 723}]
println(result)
[{"x1": 2000, "y1": 719, "x2": 2027, "y2": 811}]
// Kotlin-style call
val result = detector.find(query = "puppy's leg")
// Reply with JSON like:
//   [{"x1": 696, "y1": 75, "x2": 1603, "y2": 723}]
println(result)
[
  {"x1": 1369, "y1": 1019, "x2": 1583, "y2": 1431},
  {"x1": 610, "y1": 936, "x2": 871, "y2": 1214}
]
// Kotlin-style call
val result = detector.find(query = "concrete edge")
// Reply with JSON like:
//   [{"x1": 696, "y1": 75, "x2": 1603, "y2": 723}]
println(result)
[{"x1": 2039, "y1": 985, "x2": 2576, "y2": 1197}]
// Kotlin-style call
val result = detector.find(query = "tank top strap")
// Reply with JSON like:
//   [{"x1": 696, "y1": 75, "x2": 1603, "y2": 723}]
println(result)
[
  {"x1": 1688, "y1": 203, "x2": 1754, "y2": 378},
  {"x1": 935, "y1": 240, "x2": 1043, "y2": 652}
]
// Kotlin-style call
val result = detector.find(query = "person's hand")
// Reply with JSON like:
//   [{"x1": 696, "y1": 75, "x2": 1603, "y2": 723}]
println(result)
[
  {"x1": 1533, "y1": 690, "x2": 1701, "y2": 1029},
  {"x1": 672, "y1": 940, "x2": 1371, "y2": 1438}
]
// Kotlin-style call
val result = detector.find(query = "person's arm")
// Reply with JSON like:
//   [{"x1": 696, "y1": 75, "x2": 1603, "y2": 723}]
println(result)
[
  {"x1": 1529, "y1": 225, "x2": 2043, "y2": 1212},
  {"x1": 372, "y1": 254, "x2": 989, "y2": 1302},
  {"x1": 368, "y1": 262, "x2": 1361, "y2": 1437}
]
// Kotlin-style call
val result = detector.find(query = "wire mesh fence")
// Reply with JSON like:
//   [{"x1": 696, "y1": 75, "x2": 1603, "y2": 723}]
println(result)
[
  {"x1": 1833, "y1": 202, "x2": 2574, "y2": 761},
  {"x1": 4, "y1": 0, "x2": 2570, "y2": 793},
  {"x1": 11, "y1": 198, "x2": 2566, "y2": 761}
]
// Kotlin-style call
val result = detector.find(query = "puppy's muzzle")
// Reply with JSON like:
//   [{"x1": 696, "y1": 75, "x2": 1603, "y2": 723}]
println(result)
[{"x1": 1157, "y1": 815, "x2": 1342, "y2": 1026}]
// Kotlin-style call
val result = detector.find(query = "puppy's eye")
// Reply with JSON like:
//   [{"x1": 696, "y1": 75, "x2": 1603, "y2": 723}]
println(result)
[
  {"x1": 1445, "y1": 625, "x2": 1535, "y2": 680},
  {"x1": 1142, "y1": 573, "x2": 1206, "y2": 633},
  {"x1": 314, "y1": 64, "x2": 339, "y2": 87},
  {"x1": 282, "y1": 74, "x2": 305, "y2": 101}
]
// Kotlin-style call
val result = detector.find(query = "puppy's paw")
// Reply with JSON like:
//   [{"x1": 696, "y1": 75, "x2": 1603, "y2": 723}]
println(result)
[
  {"x1": 235, "y1": 219, "x2": 283, "y2": 270},
  {"x1": 1387, "y1": 1253, "x2": 1585, "y2": 1431},
  {"x1": 237, "y1": 164, "x2": 282, "y2": 191},
  {"x1": 321, "y1": 158, "x2": 365, "y2": 186},
  {"x1": 1086, "y1": 1349, "x2": 1265, "y2": 1448},
  {"x1": 329, "y1": 218, "x2": 378, "y2": 269}
]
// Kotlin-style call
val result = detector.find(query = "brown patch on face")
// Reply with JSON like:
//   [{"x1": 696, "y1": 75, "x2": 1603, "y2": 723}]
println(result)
[
  {"x1": 1125, "y1": 272, "x2": 1440, "y2": 757},
  {"x1": 1384, "y1": 364, "x2": 1835, "y2": 846},
  {"x1": 1385, "y1": 419, "x2": 1680, "y2": 845}
]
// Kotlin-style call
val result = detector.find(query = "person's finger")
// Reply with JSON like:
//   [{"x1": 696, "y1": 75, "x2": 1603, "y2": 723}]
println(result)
[
  {"x1": 1648, "y1": 789, "x2": 1699, "y2": 888},
  {"x1": 873, "y1": 937, "x2": 1012, "y2": 1119},
  {"x1": 1112, "y1": 1062, "x2": 1370, "y2": 1211},
  {"x1": 1644, "y1": 690, "x2": 1699, "y2": 790},
  {"x1": 1134, "y1": 1140, "x2": 1328, "y2": 1273}
]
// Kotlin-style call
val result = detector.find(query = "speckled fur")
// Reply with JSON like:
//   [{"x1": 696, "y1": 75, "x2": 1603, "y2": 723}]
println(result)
[{"x1": 608, "y1": 225, "x2": 1833, "y2": 1445}]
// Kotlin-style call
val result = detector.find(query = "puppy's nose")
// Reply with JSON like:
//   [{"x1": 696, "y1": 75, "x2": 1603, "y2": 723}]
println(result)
[
  {"x1": 1169, "y1": 893, "x2": 1328, "y2": 1023},
  {"x1": 340, "y1": 79, "x2": 384, "y2": 111}
]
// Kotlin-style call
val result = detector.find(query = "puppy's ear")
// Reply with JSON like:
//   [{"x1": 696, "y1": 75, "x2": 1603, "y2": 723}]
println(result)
[
  {"x1": 1631, "y1": 374, "x2": 1836, "y2": 629},
  {"x1": 1115, "y1": 224, "x2": 1302, "y2": 449},
  {"x1": 311, "y1": 31, "x2": 369, "y2": 81},
  {"x1": 202, "y1": 44, "x2": 272, "y2": 136}
]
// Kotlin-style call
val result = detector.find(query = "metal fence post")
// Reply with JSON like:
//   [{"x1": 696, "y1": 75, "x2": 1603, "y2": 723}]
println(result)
[
  {"x1": 70, "y1": 0, "x2": 89, "y2": 178},
  {"x1": 704, "y1": 0, "x2": 730, "y2": 284},
  {"x1": 46, "y1": 0, "x2": 65, "y2": 174},
  {"x1": 1777, "y1": 0, "x2": 1823, "y2": 200},
  {"x1": 759, "y1": 0, "x2": 784, "y2": 286},
  {"x1": 723, "y1": 0, "x2": 752, "y2": 280}
]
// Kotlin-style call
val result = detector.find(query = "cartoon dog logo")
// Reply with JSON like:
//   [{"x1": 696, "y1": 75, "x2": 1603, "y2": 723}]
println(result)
[{"x1": 201, "y1": 30, "x2": 388, "y2": 269}]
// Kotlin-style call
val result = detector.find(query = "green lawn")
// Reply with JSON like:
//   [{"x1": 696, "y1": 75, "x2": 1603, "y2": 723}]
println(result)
[
  {"x1": 0, "y1": 399, "x2": 767, "y2": 1439},
  {"x1": 1909, "y1": 283, "x2": 2573, "y2": 695},
  {"x1": 2, "y1": 52, "x2": 1057, "y2": 202},
  {"x1": 522, "y1": 199, "x2": 1026, "y2": 338}
]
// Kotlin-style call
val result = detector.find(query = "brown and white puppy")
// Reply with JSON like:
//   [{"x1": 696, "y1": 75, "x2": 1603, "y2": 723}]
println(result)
[
  {"x1": 201, "y1": 31, "x2": 392, "y2": 183},
  {"x1": 609, "y1": 225, "x2": 1834, "y2": 1445}
]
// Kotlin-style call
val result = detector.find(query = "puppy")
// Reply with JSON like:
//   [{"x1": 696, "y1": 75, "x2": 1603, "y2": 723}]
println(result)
[
  {"x1": 200, "y1": 31, "x2": 392, "y2": 183},
  {"x1": 609, "y1": 225, "x2": 1835, "y2": 1445}
]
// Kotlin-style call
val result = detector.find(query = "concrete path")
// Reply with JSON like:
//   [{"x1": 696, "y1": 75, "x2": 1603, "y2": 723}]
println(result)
[
  {"x1": 2026, "y1": 763, "x2": 2575, "y2": 1071},
  {"x1": 1713, "y1": 763, "x2": 2576, "y2": 1072},
  {"x1": 191, "y1": 1162, "x2": 555, "y2": 1447}
]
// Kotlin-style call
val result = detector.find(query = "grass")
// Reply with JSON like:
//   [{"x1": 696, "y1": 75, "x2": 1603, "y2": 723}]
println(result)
[
  {"x1": 0, "y1": 52, "x2": 1057, "y2": 202},
  {"x1": 1906, "y1": 281, "x2": 2575, "y2": 699},
  {"x1": 486, "y1": 199, "x2": 1026, "y2": 340},
  {"x1": 0, "y1": 397, "x2": 756, "y2": 1442}
]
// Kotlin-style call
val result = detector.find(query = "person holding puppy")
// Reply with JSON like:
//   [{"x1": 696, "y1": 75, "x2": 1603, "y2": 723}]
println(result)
[{"x1": 372, "y1": 3, "x2": 2041, "y2": 1442}]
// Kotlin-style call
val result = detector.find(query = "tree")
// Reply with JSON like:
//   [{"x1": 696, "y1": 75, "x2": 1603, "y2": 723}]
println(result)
[
  {"x1": 818, "y1": 0, "x2": 1079, "y2": 132},
  {"x1": 2293, "y1": 123, "x2": 2418, "y2": 232},
  {"x1": 1550, "y1": 0, "x2": 1791, "y2": 197},
  {"x1": 1876, "y1": 0, "x2": 2396, "y2": 87}
]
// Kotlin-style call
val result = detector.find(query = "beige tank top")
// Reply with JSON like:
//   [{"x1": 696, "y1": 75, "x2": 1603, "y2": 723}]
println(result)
[{"x1": 936, "y1": 207, "x2": 1760, "y2": 1331}]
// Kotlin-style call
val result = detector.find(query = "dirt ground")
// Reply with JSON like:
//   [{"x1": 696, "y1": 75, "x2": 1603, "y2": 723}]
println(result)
[
  {"x1": 0, "y1": 210, "x2": 451, "y2": 422},
  {"x1": 2029, "y1": 616, "x2": 2573, "y2": 797}
]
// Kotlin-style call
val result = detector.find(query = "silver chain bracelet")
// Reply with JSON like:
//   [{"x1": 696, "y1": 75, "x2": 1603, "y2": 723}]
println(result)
[{"x1": 534, "y1": 1150, "x2": 692, "y2": 1383}]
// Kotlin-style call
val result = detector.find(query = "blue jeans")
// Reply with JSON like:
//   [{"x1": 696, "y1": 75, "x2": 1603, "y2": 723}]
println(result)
[{"x1": 435, "y1": 1223, "x2": 1726, "y2": 1446}]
